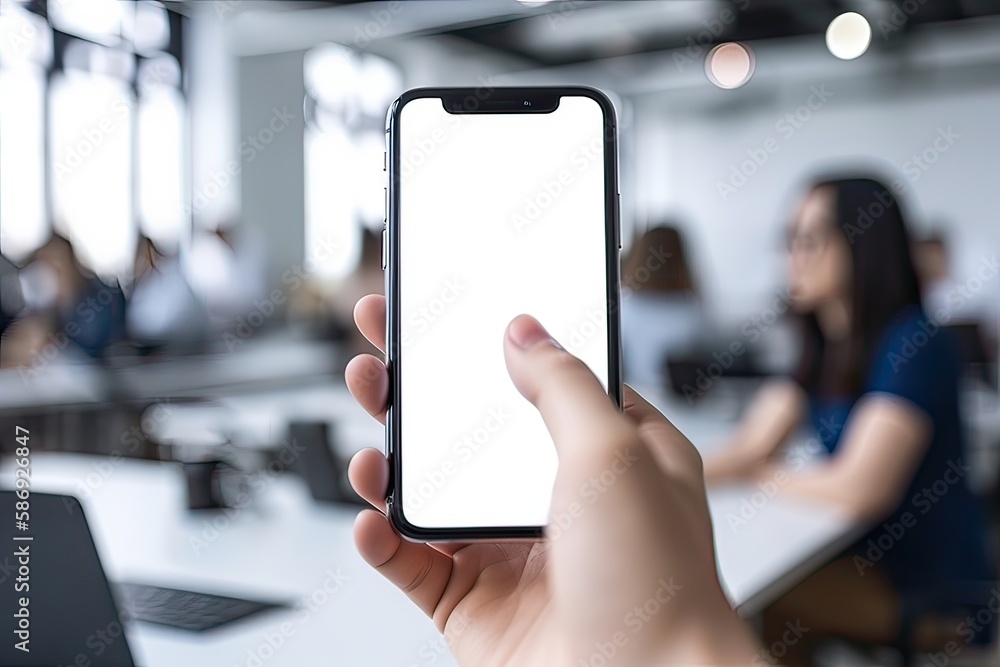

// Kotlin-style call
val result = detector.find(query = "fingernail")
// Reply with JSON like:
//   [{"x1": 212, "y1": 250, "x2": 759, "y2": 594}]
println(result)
[{"x1": 508, "y1": 315, "x2": 560, "y2": 350}]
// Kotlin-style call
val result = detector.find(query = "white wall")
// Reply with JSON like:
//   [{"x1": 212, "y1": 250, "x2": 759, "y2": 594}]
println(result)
[
  {"x1": 186, "y1": 6, "x2": 1000, "y2": 329},
  {"x1": 186, "y1": 9, "x2": 240, "y2": 229},
  {"x1": 629, "y1": 43, "x2": 1000, "y2": 327}
]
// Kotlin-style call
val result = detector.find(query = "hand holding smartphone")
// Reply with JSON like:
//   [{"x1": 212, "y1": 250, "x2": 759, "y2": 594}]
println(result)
[
  {"x1": 345, "y1": 300, "x2": 760, "y2": 666},
  {"x1": 385, "y1": 86, "x2": 622, "y2": 541}
]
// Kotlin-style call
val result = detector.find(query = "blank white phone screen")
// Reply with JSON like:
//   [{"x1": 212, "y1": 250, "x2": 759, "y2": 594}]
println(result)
[{"x1": 398, "y1": 95, "x2": 611, "y2": 529}]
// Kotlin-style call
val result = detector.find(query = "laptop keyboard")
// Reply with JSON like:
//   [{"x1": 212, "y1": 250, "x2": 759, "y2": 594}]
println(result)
[{"x1": 115, "y1": 582, "x2": 284, "y2": 631}]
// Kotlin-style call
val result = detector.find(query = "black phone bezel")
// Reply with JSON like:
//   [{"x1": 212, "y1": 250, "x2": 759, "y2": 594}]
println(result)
[{"x1": 384, "y1": 86, "x2": 623, "y2": 542}]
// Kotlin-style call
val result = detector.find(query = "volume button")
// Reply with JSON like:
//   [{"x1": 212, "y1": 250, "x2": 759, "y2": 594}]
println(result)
[
  {"x1": 615, "y1": 192, "x2": 622, "y2": 250},
  {"x1": 381, "y1": 227, "x2": 387, "y2": 270}
]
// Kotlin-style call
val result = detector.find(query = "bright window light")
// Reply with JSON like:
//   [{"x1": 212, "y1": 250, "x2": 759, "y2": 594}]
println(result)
[
  {"x1": 305, "y1": 126, "x2": 358, "y2": 279},
  {"x1": 138, "y1": 85, "x2": 185, "y2": 247},
  {"x1": 0, "y1": 65, "x2": 47, "y2": 260},
  {"x1": 0, "y1": 5, "x2": 52, "y2": 66},
  {"x1": 127, "y1": 1, "x2": 170, "y2": 54},
  {"x1": 50, "y1": 71, "x2": 134, "y2": 275},
  {"x1": 304, "y1": 44, "x2": 402, "y2": 281},
  {"x1": 48, "y1": 0, "x2": 123, "y2": 46}
]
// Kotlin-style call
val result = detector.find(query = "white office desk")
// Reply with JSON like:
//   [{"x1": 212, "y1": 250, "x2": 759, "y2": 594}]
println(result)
[
  {"x1": 0, "y1": 337, "x2": 342, "y2": 415},
  {"x1": 1, "y1": 399, "x2": 860, "y2": 667},
  {"x1": 139, "y1": 383, "x2": 864, "y2": 618},
  {"x1": 0, "y1": 360, "x2": 106, "y2": 412},
  {"x1": 2, "y1": 453, "x2": 447, "y2": 667},
  {"x1": 637, "y1": 386, "x2": 864, "y2": 616}
]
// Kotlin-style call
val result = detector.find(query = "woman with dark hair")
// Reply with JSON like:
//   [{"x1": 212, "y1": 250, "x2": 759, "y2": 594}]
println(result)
[
  {"x1": 620, "y1": 225, "x2": 704, "y2": 387},
  {"x1": 705, "y1": 176, "x2": 995, "y2": 663}
]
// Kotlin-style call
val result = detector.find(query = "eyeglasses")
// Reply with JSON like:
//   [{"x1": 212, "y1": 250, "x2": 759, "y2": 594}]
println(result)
[{"x1": 787, "y1": 228, "x2": 835, "y2": 257}]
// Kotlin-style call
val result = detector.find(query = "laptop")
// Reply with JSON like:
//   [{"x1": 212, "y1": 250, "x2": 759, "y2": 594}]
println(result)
[
  {"x1": 0, "y1": 490, "x2": 290, "y2": 666},
  {"x1": 0, "y1": 491, "x2": 135, "y2": 667}
]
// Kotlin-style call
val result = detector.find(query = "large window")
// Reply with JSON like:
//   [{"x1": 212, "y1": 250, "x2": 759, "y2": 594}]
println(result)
[
  {"x1": 0, "y1": 6, "x2": 49, "y2": 261},
  {"x1": 137, "y1": 55, "x2": 185, "y2": 247},
  {"x1": 304, "y1": 44, "x2": 401, "y2": 280},
  {"x1": 0, "y1": 1, "x2": 185, "y2": 276},
  {"x1": 49, "y1": 48, "x2": 135, "y2": 275}
]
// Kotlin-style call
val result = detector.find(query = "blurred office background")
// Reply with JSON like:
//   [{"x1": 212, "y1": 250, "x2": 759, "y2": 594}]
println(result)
[{"x1": 0, "y1": 1, "x2": 998, "y2": 666}]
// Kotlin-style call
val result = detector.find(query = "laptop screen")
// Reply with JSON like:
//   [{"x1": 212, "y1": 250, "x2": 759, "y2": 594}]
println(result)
[{"x1": 0, "y1": 491, "x2": 134, "y2": 667}]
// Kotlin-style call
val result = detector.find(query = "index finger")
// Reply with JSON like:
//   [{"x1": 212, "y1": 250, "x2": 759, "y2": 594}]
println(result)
[{"x1": 353, "y1": 294, "x2": 386, "y2": 353}]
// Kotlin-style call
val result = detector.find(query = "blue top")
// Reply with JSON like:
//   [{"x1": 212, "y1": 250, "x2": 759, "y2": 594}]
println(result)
[{"x1": 808, "y1": 307, "x2": 996, "y2": 612}]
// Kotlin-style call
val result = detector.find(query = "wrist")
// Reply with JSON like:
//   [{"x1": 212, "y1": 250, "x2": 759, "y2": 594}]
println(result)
[{"x1": 647, "y1": 595, "x2": 762, "y2": 666}]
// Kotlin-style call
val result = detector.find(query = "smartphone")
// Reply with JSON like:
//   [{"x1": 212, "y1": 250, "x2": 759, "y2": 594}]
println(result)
[{"x1": 384, "y1": 86, "x2": 622, "y2": 541}]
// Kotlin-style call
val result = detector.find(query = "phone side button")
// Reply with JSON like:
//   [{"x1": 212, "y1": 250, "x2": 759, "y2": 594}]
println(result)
[
  {"x1": 381, "y1": 227, "x2": 388, "y2": 270},
  {"x1": 617, "y1": 192, "x2": 622, "y2": 248}
]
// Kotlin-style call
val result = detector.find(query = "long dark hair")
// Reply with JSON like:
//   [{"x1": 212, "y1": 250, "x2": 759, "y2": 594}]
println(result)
[
  {"x1": 622, "y1": 225, "x2": 697, "y2": 295},
  {"x1": 793, "y1": 175, "x2": 923, "y2": 396}
]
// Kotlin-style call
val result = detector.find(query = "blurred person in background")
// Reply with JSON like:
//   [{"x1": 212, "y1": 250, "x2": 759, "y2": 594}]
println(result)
[
  {"x1": 286, "y1": 225, "x2": 382, "y2": 358},
  {"x1": 2, "y1": 233, "x2": 125, "y2": 365},
  {"x1": 914, "y1": 231, "x2": 999, "y2": 347},
  {"x1": 704, "y1": 176, "x2": 996, "y2": 664},
  {"x1": 0, "y1": 252, "x2": 24, "y2": 340},
  {"x1": 126, "y1": 235, "x2": 207, "y2": 351},
  {"x1": 619, "y1": 225, "x2": 704, "y2": 388},
  {"x1": 914, "y1": 232, "x2": 955, "y2": 318},
  {"x1": 331, "y1": 226, "x2": 383, "y2": 358},
  {"x1": 184, "y1": 221, "x2": 266, "y2": 328}
]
